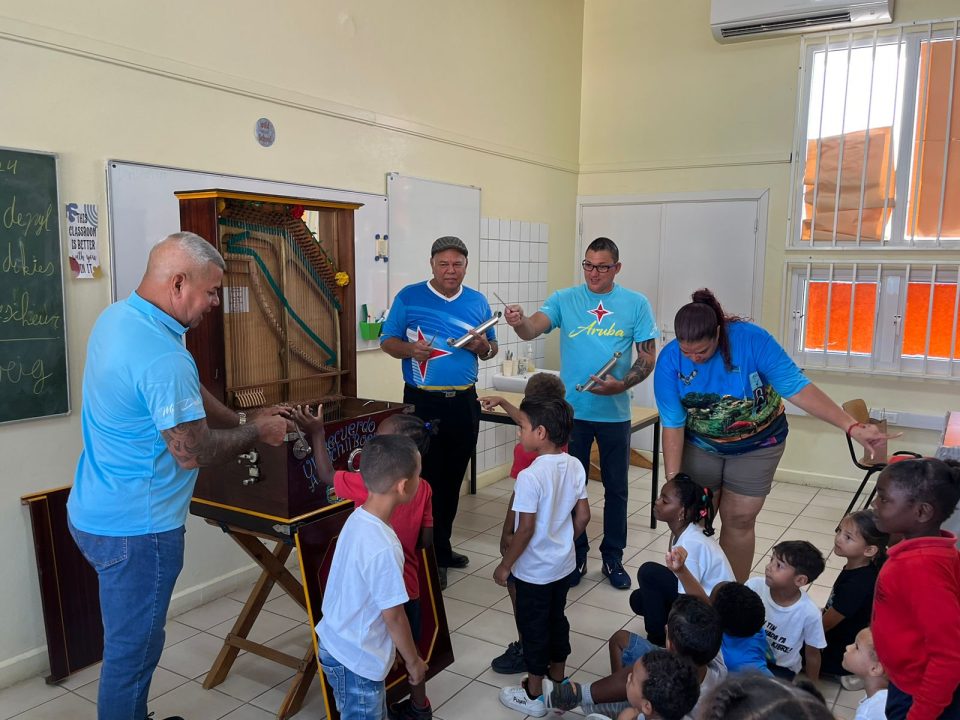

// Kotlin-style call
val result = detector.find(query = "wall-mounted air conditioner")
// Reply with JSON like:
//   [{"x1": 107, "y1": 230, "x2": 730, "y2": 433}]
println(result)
[{"x1": 711, "y1": 0, "x2": 894, "y2": 42}]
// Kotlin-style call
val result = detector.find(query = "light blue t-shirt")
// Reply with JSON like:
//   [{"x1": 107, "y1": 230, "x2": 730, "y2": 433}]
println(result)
[
  {"x1": 68, "y1": 292, "x2": 206, "y2": 535},
  {"x1": 380, "y1": 281, "x2": 496, "y2": 388},
  {"x1": 654, "y1": 321, "x2": 810, "y2": 455},
  {"x1": 540, "y1": 284, "x2": 658, "y2": 422}
]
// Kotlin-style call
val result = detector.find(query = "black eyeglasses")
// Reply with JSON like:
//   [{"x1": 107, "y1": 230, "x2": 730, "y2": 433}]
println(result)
[{"x1": 582, "y1": 260, "x2": 617, "y2": 273}]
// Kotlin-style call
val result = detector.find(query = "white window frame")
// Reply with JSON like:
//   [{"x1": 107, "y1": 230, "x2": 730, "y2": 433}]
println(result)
[{"x1": 788, "y1": 19, "x2": 960, "y2": 249}]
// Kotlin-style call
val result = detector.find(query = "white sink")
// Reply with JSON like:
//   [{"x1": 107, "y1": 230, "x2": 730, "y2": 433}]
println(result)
[{"x1": 491, "y1": 368, "x2": 560, "y2": 393}]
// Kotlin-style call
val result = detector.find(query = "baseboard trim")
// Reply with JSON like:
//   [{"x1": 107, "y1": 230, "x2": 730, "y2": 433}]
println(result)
[{"x1": 774, "y1": 468, "x2": 863, "y2": 493}]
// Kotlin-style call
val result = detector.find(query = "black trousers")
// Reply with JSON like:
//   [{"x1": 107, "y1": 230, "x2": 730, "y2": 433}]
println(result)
[
  {"x1": 629, "y1": 562, "x2": 678, "y2": 647},
  {"x1": 887, "y1": 681, "x2": 960, "y2": 720},
  {"x1": 403, "y1": 384, "x2": 480, "y2": 566},
  {"x1": 514, "y1": 576, "x2": 571, "y2": 677}
]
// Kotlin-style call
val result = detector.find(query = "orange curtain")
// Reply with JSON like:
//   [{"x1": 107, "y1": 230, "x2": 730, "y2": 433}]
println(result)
[
  {"x1": 906, "y1": 39, "x2": 960, "y2": 240},
  {"x1": 903, "y1": 282, "x2": 959, "y2": 358},
  {"x1": 804, "y1": 282, "x2": 877, "y2": 353},
  {"x1": 803, "y1": 127, "x2": 895, "y2": 242}
]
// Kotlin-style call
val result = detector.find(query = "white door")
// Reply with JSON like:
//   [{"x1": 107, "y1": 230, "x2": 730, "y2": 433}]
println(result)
[{"x1": 579, "y1": 195, "x2": 765, "y2": 451}]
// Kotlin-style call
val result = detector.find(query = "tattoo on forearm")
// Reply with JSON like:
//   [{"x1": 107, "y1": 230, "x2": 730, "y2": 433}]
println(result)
[
  {"x1": 622, "y1": 338, "x2": 657, "y2": 389},
  {"x1": 162, "y1": 418, "x2": 262, "y2": 468}
]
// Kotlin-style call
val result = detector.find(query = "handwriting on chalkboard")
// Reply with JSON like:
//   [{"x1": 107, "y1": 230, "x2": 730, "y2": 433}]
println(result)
[
  {"x1": 3, "y1": 195, "x2": 54, "y2": 238},
  {"x1": 0, "y1": 289, "x2": 62, "y2": 329},
  {"x1": 0, "y1": 357, "x2": 53, "y2": 394},
  {"x1": 0, "y1": 160, "x2": 18, "y2": 175},
  {"x1": 2, "y1": 239, "x2": 56, "y2": 277}
]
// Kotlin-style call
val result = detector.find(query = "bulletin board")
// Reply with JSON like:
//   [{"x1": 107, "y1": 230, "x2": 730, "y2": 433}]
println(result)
[
  {"x1": 0, "y1": 146, "x2": 70, "y2": 424},
  {"x1": 106, "y1": 161, "x2": 389, "y2": 351},
  {"x1": 386, "y1": 173, "x2": 480, "y2": 306}
]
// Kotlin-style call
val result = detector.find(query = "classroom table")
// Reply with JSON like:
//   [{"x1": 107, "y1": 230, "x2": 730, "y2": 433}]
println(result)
[{"x1": 472, "y1": 390, "x2": 661, "y2": 529}]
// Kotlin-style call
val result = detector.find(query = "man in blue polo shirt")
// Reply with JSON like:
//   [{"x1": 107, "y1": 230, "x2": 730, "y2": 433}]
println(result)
[
  {"x1": 68, "y1": 232, "x2": 287, "y2": 720},
  {"x1": 381, "y1": 236, "x2": 498, "y2": 589},
  {"x1": 505, "y1": 237, "x2": 657, "y2": 590}
]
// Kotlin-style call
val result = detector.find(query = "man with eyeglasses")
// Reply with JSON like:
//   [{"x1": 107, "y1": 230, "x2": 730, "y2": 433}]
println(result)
[
  {"x1": 505, "y1": 237, "x2": 657, "y2": 590},
  {"x1": 381, "y1": 236, "x2": 498, "y2": 589}
]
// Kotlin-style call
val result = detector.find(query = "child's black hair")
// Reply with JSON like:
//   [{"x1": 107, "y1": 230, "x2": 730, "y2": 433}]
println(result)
[
  {"x1": 667, "y1": 595, "x2": 723, "y2": 666},
  {"x1": 843, "y1": 509, "x2": 890, "y2": 566},
  {"x1": 882, "y1": 458, "x2": 960, "y2": 524},
  {"x1": 702, "y1": 673, "x2": 834, "y2": 720},
  {"x1": 639, "y1": 649, "x2": 701, "y2": 720},
  {"x1": 712, "y1": 582, "x2": 765, "y2": 638},
  {"x1": 360, "y1": 435, "x2": 420, "y2": 493},
  {"x1": 671, "y1": 473, "x2": 717, "y2": 536},
  {"x1": 378, "y1": 412, "x2": 439, "y2": 456},
  {"x1": 523, "y1": 372, "x2": 565, "y2": 400},
  {"x1": 771, "y1": 541, "x2": 826, "y2": 584},
  {"x1": 519, "y1": 396, "x2": 574, "y2": 446}
]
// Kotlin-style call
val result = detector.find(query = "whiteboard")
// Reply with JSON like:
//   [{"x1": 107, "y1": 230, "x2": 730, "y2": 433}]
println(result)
[
  {"x1": 106, "y1": 161, "x2": 389, "y2": 351},
  {"x1": 386, "y1": 173, "x2": 480, "y2": 305}
]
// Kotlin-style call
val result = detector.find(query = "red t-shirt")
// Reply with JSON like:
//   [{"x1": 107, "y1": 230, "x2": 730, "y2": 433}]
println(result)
[
  {"x1": 511, "y1": 442, "x2": 569, "y2": 478},
  {"x1": 333, "y1": 471, "x2": 433, "y2": 600}
]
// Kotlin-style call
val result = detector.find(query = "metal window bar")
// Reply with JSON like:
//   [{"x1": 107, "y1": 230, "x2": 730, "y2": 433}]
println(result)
[
  {"x1": 830, "y1": 34, "x2": 856, "y2": 247},
  {"x1": 803, "y1": 262, "x2": 814, "y2": 354},
  {"x1": 922, "y1": 265, "x2": 937, "y2": 375},
  {"x1": 823, "y1": 264, "x2": 836, "y2": 364},
  {"x1": 880, "y1": 26, "x2": 906, "y2": 246},
  {"x1": 855, "y1": 32, "x2": 881, "y2": 247},
  {"x1": 809, "y1": 34, "x2": 833, "y2": 246},
  {"x1": 934, "y1": 27, "x2": 959, "y2": 247},
  {"x1": 908, "y1": 24, "x2": 936, "y2": 246},
  {"x1": 870, "y1": 262, "x2": 883, "y2": 372},
  {"x1": 846, "y1": 263, "x2": 858, "y2": 363},
  {"x1": 896, "y1": 264, "x2": 912, "y2": 373},
  {"x1": 950, "y1": 268, "x2": 960, "y2": 378}
]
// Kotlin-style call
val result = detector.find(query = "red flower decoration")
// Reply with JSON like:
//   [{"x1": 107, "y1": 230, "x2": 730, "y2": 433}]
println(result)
[{"x1": 291, "y1": 205, "x2": 305, "y2": 219}]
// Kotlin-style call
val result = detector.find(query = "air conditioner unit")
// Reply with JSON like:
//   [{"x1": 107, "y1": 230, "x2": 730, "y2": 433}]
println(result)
[{"x1": 711, "y1": 0, "x2": 894, "y2": 42}]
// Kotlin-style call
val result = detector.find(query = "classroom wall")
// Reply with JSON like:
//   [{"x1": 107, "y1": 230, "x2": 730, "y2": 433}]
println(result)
[
  {"x1": 577, "y1": 0, "x2": 959, "y2": 487},
  {"x1": 0, "y1": 0, "x2": 583, "y2": 685}
]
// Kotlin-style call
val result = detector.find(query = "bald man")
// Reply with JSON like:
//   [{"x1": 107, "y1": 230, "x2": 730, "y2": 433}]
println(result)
[{"x1": 68, "y1": 232, "x2": 287, "y2": 720}]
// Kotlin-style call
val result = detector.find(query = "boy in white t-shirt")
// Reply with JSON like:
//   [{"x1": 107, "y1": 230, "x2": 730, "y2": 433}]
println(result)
[
  {"x1": 745, "y1": 540, "x2": 827, "y2": 682},
  {"x1": 495, "y1": 396, "x2": 590, "y2": 718},
  {"x1": 842, "y1": 627, "x2": 888, "y2": 720},
  {"x1": 316, "y1": 435, "x2": 428, "y2": 720}
]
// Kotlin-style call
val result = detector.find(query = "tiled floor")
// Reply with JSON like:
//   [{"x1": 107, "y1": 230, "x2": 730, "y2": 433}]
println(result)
[{"x1": 1, "y1": 468, "x2": 868, "y2": 719}]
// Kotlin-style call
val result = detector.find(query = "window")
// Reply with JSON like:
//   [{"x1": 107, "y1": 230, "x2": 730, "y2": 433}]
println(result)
[
  {"x1": 792, "y1": 20, "x2": 960, "y2": 247},
  {"x1": 787, "y1": 262, "x2": 960, "y2": 378}
]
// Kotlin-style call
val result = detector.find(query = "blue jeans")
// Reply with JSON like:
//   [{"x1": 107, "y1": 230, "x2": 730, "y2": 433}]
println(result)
[
  {"x1": 68, "y1": 520, "x2": 184, "y2": 720},
  {"x1": 569, "y1": 418, "x2": 631, "y2": 564},
  {"x1": 317, "y1": 640, "x2": 387, "y2": 719},
  {"x1": 621, "y1": 632, "x2": 660, "y2": 668}
]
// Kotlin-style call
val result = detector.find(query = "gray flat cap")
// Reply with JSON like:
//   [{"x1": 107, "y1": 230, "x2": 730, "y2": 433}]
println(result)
[{"x1": 431, "y1": 236, "x2": 468, "y2": 257}]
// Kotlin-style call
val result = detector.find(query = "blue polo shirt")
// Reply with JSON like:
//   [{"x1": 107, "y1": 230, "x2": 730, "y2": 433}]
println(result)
[
  {"x1": 540, "y1": 284, "x2": 658, "y2": 423},
  {"x1": 380, "y1": 281, "x2": 496, "y2": 388},
  {"x1": 68, "y1": 293, "x2": 206, "y2": 535}
]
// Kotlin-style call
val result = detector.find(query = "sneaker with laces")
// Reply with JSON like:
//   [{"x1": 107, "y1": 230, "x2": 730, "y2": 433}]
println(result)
[
  {"x1": 602, "y1": 560, "x2": 631, "y2": 589},
  {"x1": 499, "y1": 683, "x2": 546, "y2": 717},
  {"x1": 388, "y1": 697, "x2": 433, "y2": 719},
  {"x1": 541, "y1": 677, "x2": 582, "y2": 711},
  {"x1": 840, "y1": 674, "x2": 866, "y2": 691},
  {"x1": 568, "y1": 557, "x2": 588, "y2": 587},
  {"x1": 491, "y1": 640, "x2": 525, "y2": 674}
]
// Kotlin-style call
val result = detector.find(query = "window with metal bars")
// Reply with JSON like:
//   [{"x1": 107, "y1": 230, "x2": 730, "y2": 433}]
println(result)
[
  {"x1": 786, "y1": 262, "x2": 960, "y2": 378},
  {"x1": 790, "y1": 19, "x2": 960, "y2": 247}
]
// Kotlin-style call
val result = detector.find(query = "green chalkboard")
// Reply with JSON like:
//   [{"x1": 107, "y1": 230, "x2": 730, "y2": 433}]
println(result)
[{"x1": 0, "y1": 147, "x2": 69, "y2": 424}]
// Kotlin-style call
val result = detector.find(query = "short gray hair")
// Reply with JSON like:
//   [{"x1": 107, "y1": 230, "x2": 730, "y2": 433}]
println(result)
[{"x1": 160, "y1": 231, "x2": 225, "y2": 271}]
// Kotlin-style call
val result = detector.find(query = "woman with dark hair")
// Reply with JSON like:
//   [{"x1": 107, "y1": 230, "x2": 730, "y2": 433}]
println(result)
[{"x1": 653, "y1": 289, "x2": 889, "y2": 581}]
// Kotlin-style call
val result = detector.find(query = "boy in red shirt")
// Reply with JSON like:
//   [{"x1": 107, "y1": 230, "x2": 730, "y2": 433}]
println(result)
[
  {"x1": 871, "y1": 458, "x2": 960, "y2": 720},
  {"x1": 290, "y1": 407, "x2": 436, "y2": 720},
  {"x1": 480, "y1": 372, "x2": 566, "y2": 675}
]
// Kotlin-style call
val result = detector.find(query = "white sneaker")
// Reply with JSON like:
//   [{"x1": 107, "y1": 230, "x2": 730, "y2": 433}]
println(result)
[{"x1": 499, "y1": 684, "x2": 547, "y2": 717}]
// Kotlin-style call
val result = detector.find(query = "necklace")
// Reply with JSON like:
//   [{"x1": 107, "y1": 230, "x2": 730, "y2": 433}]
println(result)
[{"x1": 677, "y1": 368, "x2": 698, "y2": 386}]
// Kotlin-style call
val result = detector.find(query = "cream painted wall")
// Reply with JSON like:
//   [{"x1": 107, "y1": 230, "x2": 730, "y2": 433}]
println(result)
[
  {"x1": 0, "y1": 1, "x2": 582, "y2": 685},
  {"x1": 578, "y1": 0, "x2": 959, "y2": 488}
]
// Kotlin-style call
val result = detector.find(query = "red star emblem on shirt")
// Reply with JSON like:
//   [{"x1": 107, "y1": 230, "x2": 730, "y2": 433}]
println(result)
[
  {"x1": 414, "y1": 327, "x2": 451, "y2": 380},
  {"x1": 588, "y1": 301, "x2": 613, "y2": 324}
]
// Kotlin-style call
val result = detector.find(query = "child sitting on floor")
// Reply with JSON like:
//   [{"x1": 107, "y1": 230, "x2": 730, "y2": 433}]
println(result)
[
  {"x1": 745, "y1": 540, "x2": 827, "y2": 681},
  {"x1": 584, "y1": 649, "x2": 700, "y2": 720},
  {"x1": 480, "y1": 372, "x2": 567, "y2": 676},
  {"x1": 841, "y1": 627, "x2": 888, "y2": 720}
]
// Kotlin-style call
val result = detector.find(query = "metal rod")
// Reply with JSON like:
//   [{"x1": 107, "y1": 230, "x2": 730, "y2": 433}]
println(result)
[
  {"x1": 447, "y1": 312, "x2": 502, "y2": 348},
  {"x1": 576, "y1": 351, "x2": 622, "y2": 392},
  {"x1": 492, "y1": 291, "x2": 508, "y2": 307}
]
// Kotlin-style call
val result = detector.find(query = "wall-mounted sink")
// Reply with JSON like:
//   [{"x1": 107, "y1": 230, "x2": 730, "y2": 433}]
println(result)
[{"x1": 491, "y1": 368, "x2": 560, "y2": 393}]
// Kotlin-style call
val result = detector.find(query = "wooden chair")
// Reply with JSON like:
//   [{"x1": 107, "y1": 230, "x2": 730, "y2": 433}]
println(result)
[{"x1": 839, "y1": 399, "x2": 920, "y2": 522}]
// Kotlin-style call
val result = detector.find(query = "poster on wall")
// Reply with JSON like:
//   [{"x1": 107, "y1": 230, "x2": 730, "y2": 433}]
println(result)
[{"x1": 66, "y1": 203, "x2": 101, "y2": 279}]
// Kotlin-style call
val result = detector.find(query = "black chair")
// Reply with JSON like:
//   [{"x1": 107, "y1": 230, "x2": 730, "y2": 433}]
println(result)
[{"x1": 839, "y1": 399, "x2": 921, "y2": 523}]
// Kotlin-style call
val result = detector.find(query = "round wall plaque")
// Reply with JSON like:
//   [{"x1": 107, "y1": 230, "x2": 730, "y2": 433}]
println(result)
[{"x1": 255, "y1": 117, "x2": 276, "y2": 147}]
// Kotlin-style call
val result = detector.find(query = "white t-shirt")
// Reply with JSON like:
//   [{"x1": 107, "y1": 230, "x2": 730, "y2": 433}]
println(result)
[
  {"x1": 317, "y1": 507, "x2": 408, "y2": 681},
  {"x1": 854, "y1": 690, "x2": 888, "y2": 720},
  {"x1": 745, "y1": 577, "x2": 827, "y2": 673},
  {"x1": 690, "y1": 653, "x2": 728, "y2": 720},
  {"x1": 511, "y1": 453, "x2": 588, "y2": 584},
  {"x1": 673, "y1": 524, "x2": 735, "y2": 595}
]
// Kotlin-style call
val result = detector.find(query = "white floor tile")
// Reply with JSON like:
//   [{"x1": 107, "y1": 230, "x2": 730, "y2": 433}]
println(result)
[
  {"x1": 0, "y1": 676, "x2": 67, "y2": 720},
  {"x1": 7, "y1": 692, "x2": 97, "y2": 720}
]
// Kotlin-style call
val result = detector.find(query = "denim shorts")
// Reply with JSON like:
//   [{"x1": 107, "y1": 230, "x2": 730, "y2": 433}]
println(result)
[
  {"x1": 621, "y1": 631, "x2": 660, "y2": 668},
  {"x1": 317, "y1": 640, "x2": 386, "y2": 720}
]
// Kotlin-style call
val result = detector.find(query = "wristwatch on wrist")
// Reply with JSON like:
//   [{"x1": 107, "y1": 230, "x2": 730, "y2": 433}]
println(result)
[
  {"x1": 237, "y1": 411, "x2": 247, "y2": 426},
  {"x1": 481, "y1": 345, "x2": 495, "y2": 361}
]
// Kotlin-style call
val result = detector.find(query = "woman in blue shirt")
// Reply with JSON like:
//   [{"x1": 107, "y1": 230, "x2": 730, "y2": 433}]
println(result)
[{"x1": 653, "y1": 289, "x2": 889, "y2": 581}]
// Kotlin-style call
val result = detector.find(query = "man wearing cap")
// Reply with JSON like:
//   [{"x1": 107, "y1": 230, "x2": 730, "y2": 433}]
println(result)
[
  {"x1": 381, "y1": 236, "x2": 498, "y2": 588},
  {"x1": 504, "y1": 237, "x2": 657, "y2": 591}
]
